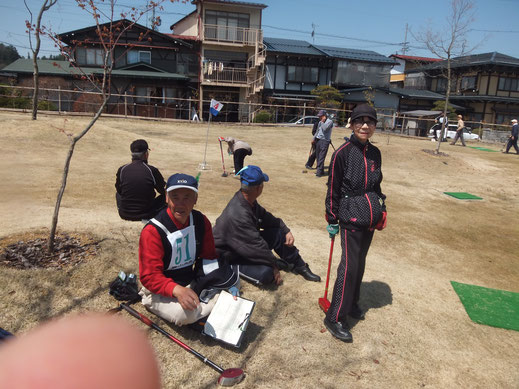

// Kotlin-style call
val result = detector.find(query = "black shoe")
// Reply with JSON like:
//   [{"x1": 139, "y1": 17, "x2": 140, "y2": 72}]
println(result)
[
  {"x1": 315, "y1": 173, "x2": 325, "y2": 177},
  {"x1": 294, "y1": 264, "x2": 321, "y2": 282},
  {"x1": 349, "y1": 307, "x2": 365, "y2": 320},
  {"x1": 323, "y1": 317, "x2": 353, "y2": 342},
  {"x1": 305, "y1": 165, "x2": 314, "y2": 170}
]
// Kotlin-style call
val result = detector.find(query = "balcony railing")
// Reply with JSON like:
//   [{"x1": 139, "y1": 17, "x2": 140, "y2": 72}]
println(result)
[
  {"x1": 203, "y1": 24, "x2": 262, "y2": 46},
  {"x1": 203, "y1": 66, "x2": 247, "y2": 85}
]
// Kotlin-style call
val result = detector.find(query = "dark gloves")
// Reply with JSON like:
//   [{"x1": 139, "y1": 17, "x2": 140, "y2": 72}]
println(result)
[{"x1": 375, "y1": 211, "x2": 387, "y2": 231}]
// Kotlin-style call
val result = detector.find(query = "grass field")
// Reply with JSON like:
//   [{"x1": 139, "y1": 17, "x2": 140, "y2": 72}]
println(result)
[{"x1": 0, "y1": 111, "x2": 518, "y2": 388}]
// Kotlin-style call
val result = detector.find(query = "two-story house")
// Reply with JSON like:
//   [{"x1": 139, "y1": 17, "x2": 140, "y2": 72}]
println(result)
[
  {"x1": 170, "y1": 0, "x2": 267, "y2": 122},
  {"x1": 262, "y1": 37, "x2": 397, "y2": 121},
  {"x1": 406, "y1": 52, "x2": 519, "y2": 124},
  {"x1": 3, "y1": 19, "x2": 197, "y2": 118}
]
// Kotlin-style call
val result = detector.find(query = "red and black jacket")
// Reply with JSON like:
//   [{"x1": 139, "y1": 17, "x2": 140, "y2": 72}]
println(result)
[{"x1": 325, "y1": 134, "x2": 386, "y2": 230}]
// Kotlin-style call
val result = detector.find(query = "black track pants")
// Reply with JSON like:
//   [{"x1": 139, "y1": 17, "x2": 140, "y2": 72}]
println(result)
[
  {"x1": 220, "y1": 228, "x2": 305, "y2": 286},
  {"x1": 233, "y1": 149, "x2": 249, "y2": 172},
  {"x1": 305, "y1": 142, "x2": 316, "y2": 167},
  {"x1": 326, "y1": 228, "x2": 374, "y2": 323}
]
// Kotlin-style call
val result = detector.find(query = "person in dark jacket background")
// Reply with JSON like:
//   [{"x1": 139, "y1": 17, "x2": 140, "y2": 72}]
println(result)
[
  {"x1": 213, "y1": 165, "x2": 321, "y2": 286},
  {"x1": 323, "y1": 104, "x2": 387, "y2": 343},
  {"x1": 504, "y1": 119, "x2": 519, "y2": 154},
  {"x1": 305, "y1": 119, "x2": 319, "y2": 169},
  {"x1": 115, "y1": 139, "x2": 166, "y2": 221}
]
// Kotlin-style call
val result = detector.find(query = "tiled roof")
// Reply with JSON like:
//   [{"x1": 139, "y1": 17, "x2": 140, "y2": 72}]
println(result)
[
  {"x1": 313, "y1": 45, "x2": 395, "y2": 64},
  {"x1": 388, "y1": 87, "x2": 445, "y2": 99},
  {"x1": 409, "y1": 52, "x2": 519, "y2": 72},
  {"x1": 199, "y1": 0, "x2": 267, "y2": 8},
  {"x1": 2, "y1": 59, "x2": 188, "y2": 80},
  {"x1": 263, "y1": 37, "x2": 323, "y2": 56}
]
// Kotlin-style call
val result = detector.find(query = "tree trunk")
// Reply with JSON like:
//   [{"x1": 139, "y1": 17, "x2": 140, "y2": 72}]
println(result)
[
  {"x1": 31, "y1": 55, "x2": 39, "y2": 120},
  {"x1": 47, "y1": 97, "x2": 108, "y2": 253},
  {"x1": 436, "y1": 58, "x2": 452, "y2": 154}
]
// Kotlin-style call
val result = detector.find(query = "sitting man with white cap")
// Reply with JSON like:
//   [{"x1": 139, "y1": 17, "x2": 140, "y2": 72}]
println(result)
[
  {"x1": 213, "y1": 165, "x2": 321, "y2": 286},
  {"x1": 138, "y1": 173, "x2": 239, "y2": 326}
]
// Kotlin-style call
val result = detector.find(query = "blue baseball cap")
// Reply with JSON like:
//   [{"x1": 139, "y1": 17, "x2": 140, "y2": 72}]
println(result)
[
  {"x1": 166, "y1": 173, "x2": 198, "y2": 193},
  {"x1": 236, "y1": 165, "x2": 269, "y2": 186}
]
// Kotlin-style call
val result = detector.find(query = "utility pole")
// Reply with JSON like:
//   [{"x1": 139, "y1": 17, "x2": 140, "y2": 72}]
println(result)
[
  {"x1": 311, "y1": 23, "x2": 316, "y2": 44},
  {"x1": 402, "y1": 23, "x2": 409, "y2": 55}
]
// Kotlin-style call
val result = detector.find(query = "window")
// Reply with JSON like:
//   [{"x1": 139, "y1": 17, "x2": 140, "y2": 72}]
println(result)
[
  {"x1": 205, "y1": 10, "x2": 250, "y2": 42},
  {"x1": 127, "y1": 50, "x2": 151, "y2": 64},
  {"x1": 436, "y1": 78, "x2": 448, "y2": 92},
  {"x1": 287, "y1": 66, "x2": 319, "y2": 83},
  {"x1": 498, "y1": 76, "x2": 519, "y2": 92},
  {"x1": 75, "y1": 47, "x2": 106, "y2": 66},
  {"x1": 461, "y1": 76, "x2": 477, "y2": 90}
]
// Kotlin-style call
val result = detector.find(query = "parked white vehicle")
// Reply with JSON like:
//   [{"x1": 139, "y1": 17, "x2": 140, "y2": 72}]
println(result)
[
  {"x1": 283, "y1": 116, "x2": 319, "y2": 126},
  {"x1": 429, "y1": 124, "x2": 480, "y2": 140}
]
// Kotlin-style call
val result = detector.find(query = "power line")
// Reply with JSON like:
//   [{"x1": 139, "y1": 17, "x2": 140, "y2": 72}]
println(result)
[{"x1": 470, "y1": 28, "x2": 519, "y2": 33}]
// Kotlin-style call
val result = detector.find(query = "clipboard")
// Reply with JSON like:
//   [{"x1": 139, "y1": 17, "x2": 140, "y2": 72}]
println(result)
[{"x1": 203, "y1": 290, "x2": 255, "y2": 348}]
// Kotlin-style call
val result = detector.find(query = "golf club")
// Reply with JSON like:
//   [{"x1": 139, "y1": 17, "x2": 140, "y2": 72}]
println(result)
[
  {"x1": 218, "y1": 138, "x2": 229, "y2": 177},
  {"x1": 117, "y1": 303, "x2": 244, "y2": 387},
  {"x1": 330, "y1": 141, "x2": 336, "y2": 152},
  {"x1": 318, "y1": 235, "x2": 335, "y2": 313}
]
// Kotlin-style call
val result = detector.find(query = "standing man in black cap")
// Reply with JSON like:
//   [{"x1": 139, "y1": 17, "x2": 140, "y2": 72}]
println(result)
[
  {"x1": 115, "y1": 139, "x2": 166, "y2": 221},
  {"x1": 314, "y1": 110, "x2": 334, "y2": 177},
  {"x1": 323, "y1": 104, "x2": 386, "y2": 343}
]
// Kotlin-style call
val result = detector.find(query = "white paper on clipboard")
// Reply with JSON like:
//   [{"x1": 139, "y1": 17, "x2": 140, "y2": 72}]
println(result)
[{"x1": 203, "y1": 290, "x2": 255, "y2": 347}]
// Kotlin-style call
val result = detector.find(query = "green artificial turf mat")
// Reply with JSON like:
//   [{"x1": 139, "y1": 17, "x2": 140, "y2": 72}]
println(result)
[
  {"x1": 444, "y1": 192, "x2": 483, "y2": 200},
  {"x1": 468, "y1": 146, "x2": 499, "y2": 152},
  {"x1": 451, "y1": 281, "x2": 519, "y2": 331}
]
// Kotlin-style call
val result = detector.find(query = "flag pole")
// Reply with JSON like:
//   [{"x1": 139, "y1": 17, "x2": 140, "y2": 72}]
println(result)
[{"x1": 199, "y1": 111, "x2": 212, "y2": 170}]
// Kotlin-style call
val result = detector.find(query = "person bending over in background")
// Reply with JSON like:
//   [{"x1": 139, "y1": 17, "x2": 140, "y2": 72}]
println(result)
[
  {"x1": 213, "y1": 165, "x2": 321, "y2": 286},
  {"x1": 139, "y1": 174, "x2": 239, "y2": 326},
  {"x1": 223, "y1": 136, "x2": 252, "y2": 173},
  {"x1": 115, "y1": 139, "x2": 166, "y2": 221},
  {"x1": 324, "y1": 104, "x2": 387, "y2": 343}
]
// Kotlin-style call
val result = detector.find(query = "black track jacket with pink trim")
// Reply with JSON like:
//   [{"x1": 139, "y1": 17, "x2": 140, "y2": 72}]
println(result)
[{"x1": 325, "y1": 134, "x2": 386, "y2": 230}]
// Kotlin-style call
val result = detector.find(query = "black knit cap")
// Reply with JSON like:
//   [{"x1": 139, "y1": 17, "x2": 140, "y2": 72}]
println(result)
[
  {"x1": 351, "y1": 104, "x2": 378, "y2": 122},
  {"x1": 130, "y1": 139, "x2": 149, "y2": 153}
]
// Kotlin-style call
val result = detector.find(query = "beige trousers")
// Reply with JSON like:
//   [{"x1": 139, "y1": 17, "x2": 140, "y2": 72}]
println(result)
[{"x1": 139, "y1": 286, "x2": 218, "y2": 326}]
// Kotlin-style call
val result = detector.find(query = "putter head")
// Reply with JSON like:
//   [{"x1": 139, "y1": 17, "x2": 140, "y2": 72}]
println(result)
[
  {"x1": 318, "y1": 297, "x2": 330, "y2": 313},
  {"x1": 218, "y1": 368, "x2": 245, "y2": 386},
  {"x1": 222, "y1": 172, "x2": 229, "y2": 177}
]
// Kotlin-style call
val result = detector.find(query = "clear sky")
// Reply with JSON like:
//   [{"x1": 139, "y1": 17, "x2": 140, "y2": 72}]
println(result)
[{"x1": 1, "y1": 0, "x2": 518, "y2": 59}]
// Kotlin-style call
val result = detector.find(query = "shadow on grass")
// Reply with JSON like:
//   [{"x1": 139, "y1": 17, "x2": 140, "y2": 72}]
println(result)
[{"x1": 350, "y1": 280, "x2": 392, "y2": 328}]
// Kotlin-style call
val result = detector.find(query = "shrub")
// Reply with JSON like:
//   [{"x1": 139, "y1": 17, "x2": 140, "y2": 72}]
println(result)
[{"x1": 254, "y1": 110, "x2": 272, "y2": 123}]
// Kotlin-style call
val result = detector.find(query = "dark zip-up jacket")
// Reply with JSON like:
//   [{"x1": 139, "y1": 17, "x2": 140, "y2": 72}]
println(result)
[
  {"x1": 115, "y1": 159, "x2": 165, "y2": 220},
  {"x1": 213, "y1": 191, "x2": 290, "y2": 266},
  {"x1": 325, "y1": 134, "x2": 386, "y2": 230},
  {"x1": 512, "y1": 123, "x2": 518, "y2": 138}
]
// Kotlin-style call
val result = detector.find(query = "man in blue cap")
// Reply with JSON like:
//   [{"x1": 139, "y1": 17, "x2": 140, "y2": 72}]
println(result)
[
  {"x1": 213, "y1": 165, "x2": 321, "y2": 285},
  {"x1": 138, "y1": 173, "x2": 239, "y2": 326}
]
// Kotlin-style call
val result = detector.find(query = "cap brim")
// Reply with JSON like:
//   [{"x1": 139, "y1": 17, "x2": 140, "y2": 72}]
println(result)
[
  {"x1": 262, "y1": 173, "x2": 269, "y2": 182},
  {"x1": 166, "y1": 185, "x2": 198, "y2": 193}
]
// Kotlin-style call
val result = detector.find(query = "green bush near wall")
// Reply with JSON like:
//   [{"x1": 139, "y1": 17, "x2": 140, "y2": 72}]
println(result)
[{"x1": 253, "y1": 110, "x2": 272, "y2": 123}]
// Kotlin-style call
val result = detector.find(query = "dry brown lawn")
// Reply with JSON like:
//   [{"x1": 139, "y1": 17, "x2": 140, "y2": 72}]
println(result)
[{"x1": 0, "y1": 111, "x2": 518, "y2": 388}]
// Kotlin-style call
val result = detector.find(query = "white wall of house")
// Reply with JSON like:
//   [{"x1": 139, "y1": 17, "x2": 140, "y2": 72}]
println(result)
[{"x1": 172, "y1": 13, "x2": 198, "y2": 36}]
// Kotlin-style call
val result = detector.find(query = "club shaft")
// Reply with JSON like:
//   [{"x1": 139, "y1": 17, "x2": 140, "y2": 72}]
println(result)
[
  {"x1": 219, "y1": 140, "x2": 227, "y2": 172},
  {"x1": 323, "y1": 236, "x2": 335, "y2": 299},
  {"x1": 120, "y1": 303, "x2": 224, "y2": 374}
]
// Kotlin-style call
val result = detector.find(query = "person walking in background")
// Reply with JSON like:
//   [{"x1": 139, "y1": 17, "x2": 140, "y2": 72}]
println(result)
[
  {"x1": 450, "y1": 114, "x2": 467, "y2": 146},
  {"x1": 305, "y1": 119, "x2": 319, "y2": 169},
  {"x1": 323, "y1": 104, "x2": 387, "y2": 343},
  {"x1": 504, "y1": 119, "x2": 519, "y2": 154},
  {"x1": 223, "y1": 137, "x2": 252, "y2": 173},
  {"x1": 314, "y1": 110, "x2": 334, "y2": 177},
  {"x1": 115, "y1": 139, "x2": 166, "y2": 221},
  {"x1": 433, "y1": 113, "x2": 448, "y2": 141}
]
